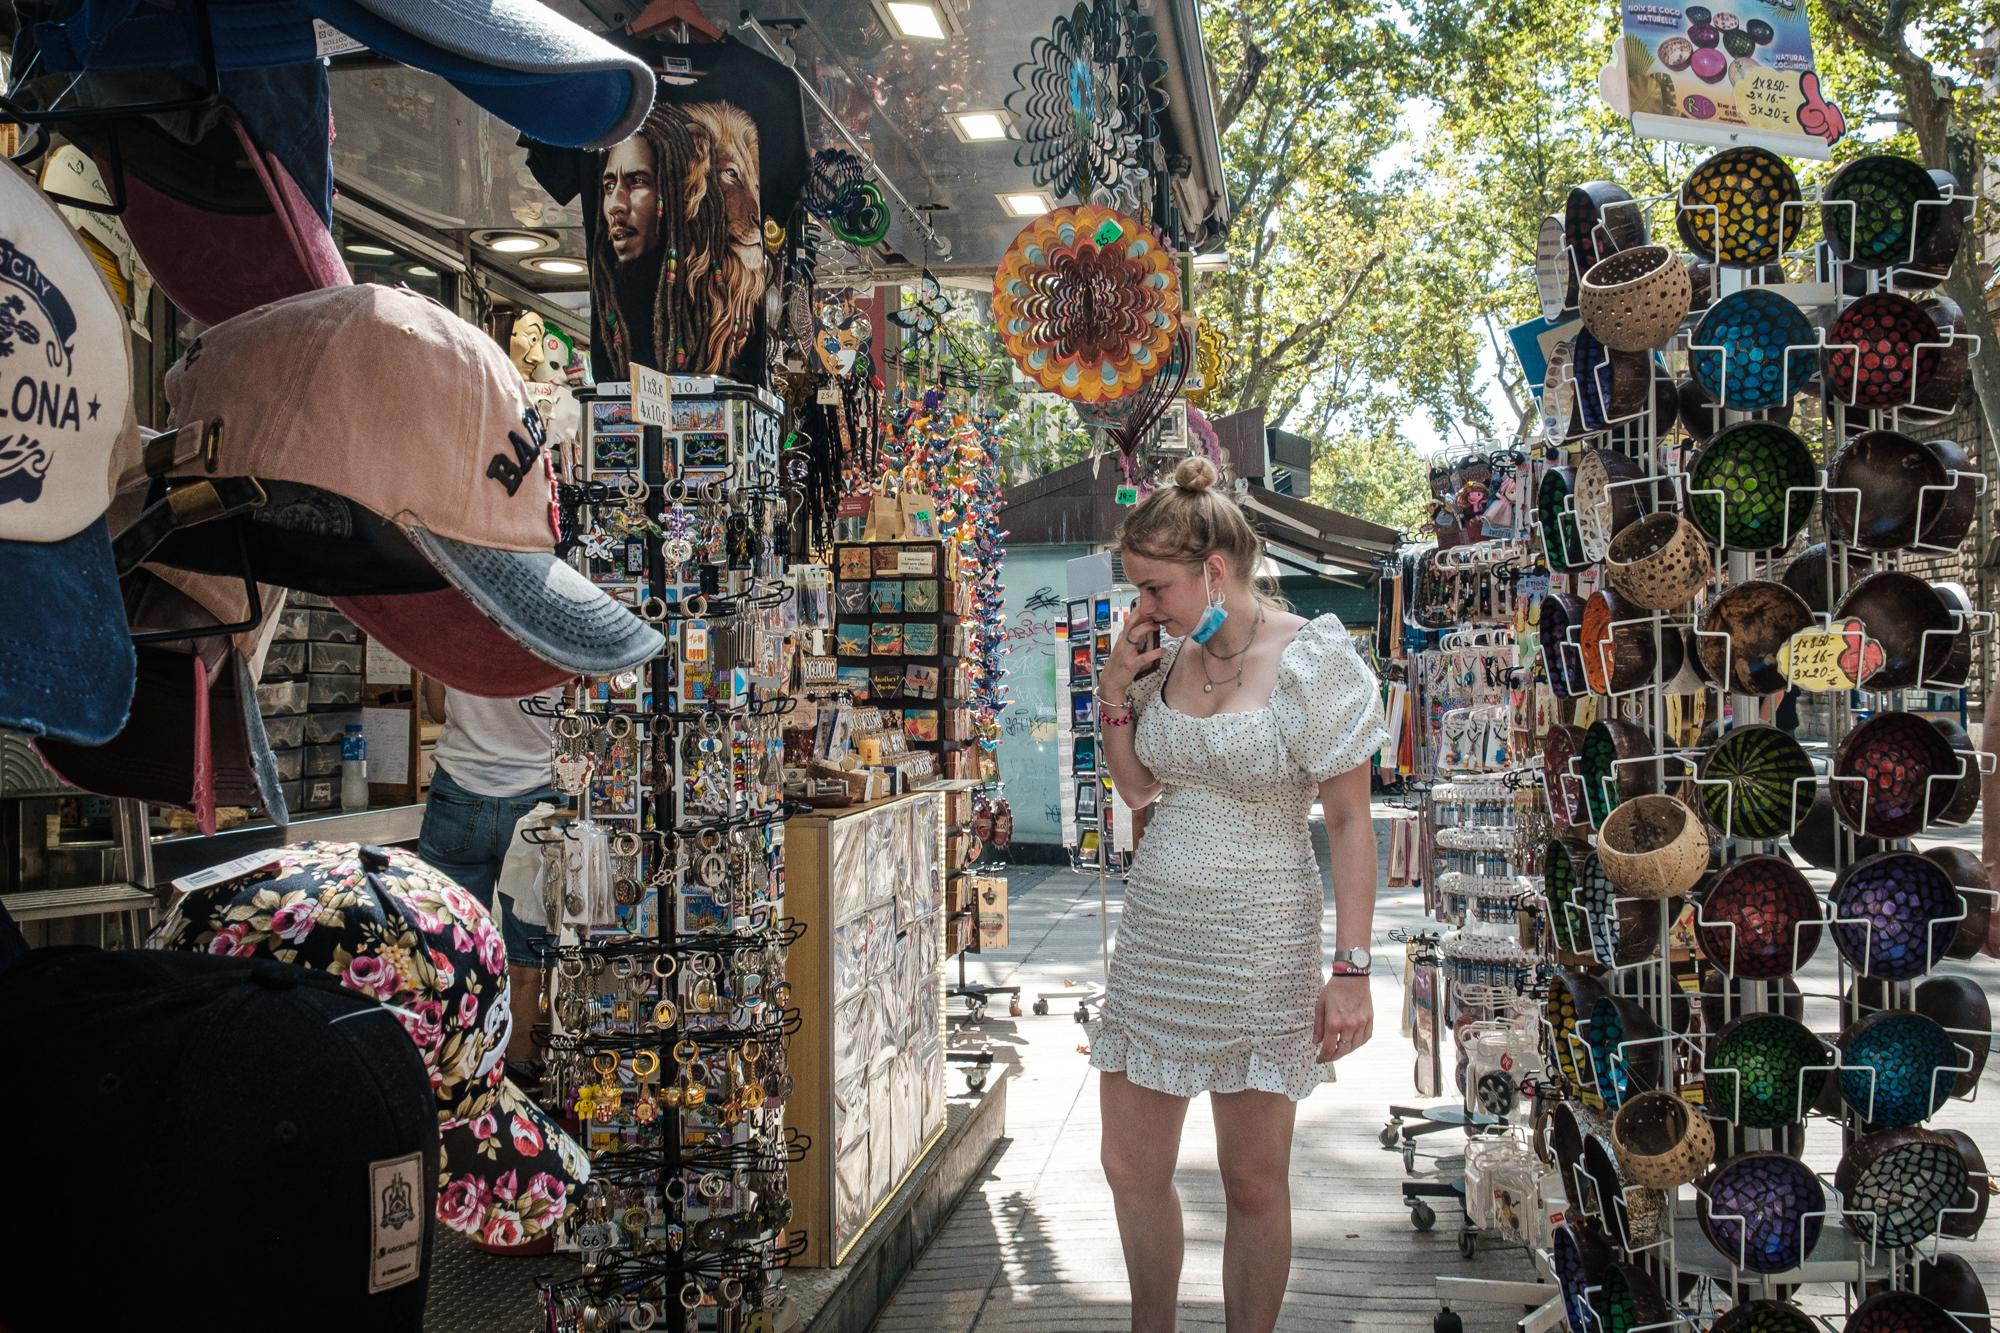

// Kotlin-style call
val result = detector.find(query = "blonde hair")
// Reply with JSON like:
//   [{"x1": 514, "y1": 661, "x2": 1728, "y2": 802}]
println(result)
[{"x1": 1117, "y1": 457, "x2": 1283, "y2": 605}]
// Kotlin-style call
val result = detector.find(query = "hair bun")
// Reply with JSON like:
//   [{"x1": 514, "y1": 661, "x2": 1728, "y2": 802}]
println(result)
[{"x1": 1173, "y1": 455, "x2": 1221, "y2": 493}]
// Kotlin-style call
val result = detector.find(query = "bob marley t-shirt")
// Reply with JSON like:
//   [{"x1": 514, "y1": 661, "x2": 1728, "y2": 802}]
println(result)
[{"x1": 526, "y1": 36, "x2": 805, "y2": 387}]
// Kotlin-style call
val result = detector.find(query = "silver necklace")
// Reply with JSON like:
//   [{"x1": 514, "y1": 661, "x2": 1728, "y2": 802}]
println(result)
[{"x1": 1196, "y1": 606, "x2": 1264, "y2": 694}]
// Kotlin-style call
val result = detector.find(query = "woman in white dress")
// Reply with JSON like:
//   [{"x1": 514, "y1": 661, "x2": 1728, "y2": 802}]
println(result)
[{"x1": 1093, "y1": 456, "x2": 1388, "y2": 1332}]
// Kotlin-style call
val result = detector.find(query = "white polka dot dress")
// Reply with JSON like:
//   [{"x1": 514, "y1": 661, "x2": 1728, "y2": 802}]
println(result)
[{"x1": 1088, "y1": 615, "x2": 1390, "y2": 1101}]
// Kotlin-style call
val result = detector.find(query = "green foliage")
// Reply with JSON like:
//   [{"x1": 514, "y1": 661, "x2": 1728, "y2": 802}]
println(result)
[
  {"x1": 1190, "y1": 0, "x2": 1997, "y2": 535},
  {"x1": 1308, "y1": 405, "x2": 1434, "y2": 539}
]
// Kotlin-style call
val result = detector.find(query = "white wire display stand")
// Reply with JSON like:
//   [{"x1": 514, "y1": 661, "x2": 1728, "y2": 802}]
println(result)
[{"x1": 1468, "y1": 166, "x2": 1992, "y2": 1333}]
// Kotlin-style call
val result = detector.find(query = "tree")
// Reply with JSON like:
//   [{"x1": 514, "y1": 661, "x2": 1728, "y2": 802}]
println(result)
[{"x1": 1309, "y1": 404, "x2": 1435, "y2": 538}]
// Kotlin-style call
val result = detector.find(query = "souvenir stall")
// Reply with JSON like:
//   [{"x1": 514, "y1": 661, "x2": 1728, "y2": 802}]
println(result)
[
  {"x1": 1377, "y1": 471, "x2": 1552, "y2": 1249},
  {"x1": 1513, "y1": 145, "x2": 1994, "y2": 1333},
  {"x1": 0, "y1": 0, "x2": 1231, "y2": 1325}
]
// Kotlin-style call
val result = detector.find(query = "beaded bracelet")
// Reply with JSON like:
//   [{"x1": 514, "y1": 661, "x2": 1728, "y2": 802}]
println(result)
[{"x1": 1104, "y1": 712, "x2": 1133, "y2": 727}]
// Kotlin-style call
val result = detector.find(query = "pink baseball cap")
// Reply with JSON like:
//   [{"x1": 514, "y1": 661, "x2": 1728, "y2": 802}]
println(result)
[
  {"x1": 136, "y1": 284, "x2": 661, "y2": 695},
  {"x1": 104, "y1": 113, "x2": 350, "y2": 328}
]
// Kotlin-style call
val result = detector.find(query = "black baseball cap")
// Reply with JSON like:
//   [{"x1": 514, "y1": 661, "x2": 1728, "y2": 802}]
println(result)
[{"x1": 0, "y1": 949, "x2": 438, "y2": 1331}]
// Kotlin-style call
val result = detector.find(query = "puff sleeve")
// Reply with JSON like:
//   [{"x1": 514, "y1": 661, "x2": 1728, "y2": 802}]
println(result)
[{"x1": 1273, "y1": 615, "x2": 1390, "y2": 782}]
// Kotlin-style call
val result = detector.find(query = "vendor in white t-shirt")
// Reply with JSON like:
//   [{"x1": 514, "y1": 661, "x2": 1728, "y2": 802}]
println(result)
[{"x1": 419, "y1": 681, "x2": 563, "y2": 1064}]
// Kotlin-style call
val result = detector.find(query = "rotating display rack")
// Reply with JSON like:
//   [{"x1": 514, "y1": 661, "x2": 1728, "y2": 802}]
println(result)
[
  {"x1": 1520, "y1": 148, "x2": 1993, "y2": 1333},
  {"x1": 533, "y1": 379, "x2": 808, "y2": 1329}
]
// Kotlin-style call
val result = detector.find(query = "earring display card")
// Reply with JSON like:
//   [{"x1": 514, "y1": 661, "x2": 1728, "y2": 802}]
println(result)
[
  {"x1": 904, "y1": 664, "x2": 939, "y2": 699},
  {"x1": 835, "y1": 582, "x2": 869, "y2": 614},
  {"x1": 904, "y1": 579, "x2": 940, "y2": 613},
  {"x1": 836, "y1": 624, "x2": 869, "y2": 657}
]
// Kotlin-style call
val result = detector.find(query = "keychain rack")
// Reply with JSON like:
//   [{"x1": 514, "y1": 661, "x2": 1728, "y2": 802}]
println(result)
[{"x1": 535, "y1": 382, "x2": 807, "y2": 1331}]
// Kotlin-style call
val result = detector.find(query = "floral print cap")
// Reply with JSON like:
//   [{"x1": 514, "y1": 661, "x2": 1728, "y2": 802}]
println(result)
[{"x1": 149, "y1": 840, "x2": 588, "y2": 1243}]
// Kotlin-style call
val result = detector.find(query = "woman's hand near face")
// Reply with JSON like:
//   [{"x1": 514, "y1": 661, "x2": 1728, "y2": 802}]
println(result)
[{"x1": 1101, "y1": 615, "x2": 1165, "y2": 700}]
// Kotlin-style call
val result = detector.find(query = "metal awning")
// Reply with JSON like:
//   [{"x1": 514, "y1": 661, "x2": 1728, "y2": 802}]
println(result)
[{"x1": 324, "y1": 0, "x2": 1231, "y2": 293}]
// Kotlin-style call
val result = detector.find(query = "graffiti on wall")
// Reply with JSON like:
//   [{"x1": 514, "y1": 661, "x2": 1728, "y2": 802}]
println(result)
[{"x1": 994, "y1": 549, "x2": 1082, "y2": 845}]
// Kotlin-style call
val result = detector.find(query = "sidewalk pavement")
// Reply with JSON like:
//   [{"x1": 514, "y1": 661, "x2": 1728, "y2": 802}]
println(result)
[{"x1": 868, "y1": 809, "x2": 1999, "y2": 1332}]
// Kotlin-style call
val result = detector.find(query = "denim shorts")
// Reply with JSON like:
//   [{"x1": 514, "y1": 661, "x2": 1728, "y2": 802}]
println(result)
[{"x1": 416, "y1": 765, "x2": 562, "y2": 968}]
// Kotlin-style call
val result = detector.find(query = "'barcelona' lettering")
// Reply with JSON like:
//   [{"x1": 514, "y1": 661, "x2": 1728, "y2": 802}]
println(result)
[
  {"x1": 8, "y1": 376, "x2": 80, "y2": 431},
  {"x1": 486, "y1": 405, "x2": 547, "y2": 496}
]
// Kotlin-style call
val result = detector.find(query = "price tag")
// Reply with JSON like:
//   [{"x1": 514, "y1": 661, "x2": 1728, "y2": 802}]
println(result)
[
  {"x1": 1093, "y1": 219, "x2": 1125, "y2": 247},
  {"x1": 817, "y1": 386, "x2": 842, "y2": 405},
  {"x1": 1114, "y1": 485, "x2": 1138, "y2": 506},
  {"x1": 1777, "y1": 619, "x2": 1883, "y2": 692},
  {"x1": 631, "y1": 362, "x2": 671, "y2": 429}
]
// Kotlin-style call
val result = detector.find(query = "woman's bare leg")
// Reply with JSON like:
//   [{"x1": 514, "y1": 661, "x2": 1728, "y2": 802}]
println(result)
[
  {"x1": 1211, "y1": 1087, "x2": 1298, "y2": 1332},
  {"x1": 1100, "y1": 1071, "x2": 1193, "y2": 1332}
]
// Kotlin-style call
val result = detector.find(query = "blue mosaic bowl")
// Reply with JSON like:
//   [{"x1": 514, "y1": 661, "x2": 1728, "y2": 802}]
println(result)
[
  {"x1": 1837, "y1": 1010, "x2": 1957, "y2": 1127},
  {"x1": 1830, "y1": 851, "x2": 1960, "y2": 981},
  {"x1": 1692, "y1": 289, "x2": 1817, "y2": 409},
  {"x1": 1551, "y1": 1222, "x2": 1610, "y2": 1333},
  {"x1": 1700, "y1": 1150, "x2": 1826, "y2": 1273}
]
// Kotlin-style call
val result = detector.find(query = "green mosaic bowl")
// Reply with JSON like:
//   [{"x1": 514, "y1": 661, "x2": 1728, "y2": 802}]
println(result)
[
  {"x1": 1686, "y1": 421, "x2": 1819, "y2": 552},
  {"x1": 1705, "y1": 1012, "x2": 1829, "y2": 1127}
]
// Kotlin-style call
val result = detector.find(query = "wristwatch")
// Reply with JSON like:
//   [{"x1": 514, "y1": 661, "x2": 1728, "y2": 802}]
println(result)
[{"x1": 1330, "y1": 946, "x2": 1372, "y2": 975}]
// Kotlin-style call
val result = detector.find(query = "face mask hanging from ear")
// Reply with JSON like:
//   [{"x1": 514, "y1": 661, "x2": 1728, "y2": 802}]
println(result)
[{"x1": 1190, "y1": 566, "x2": 1228, "y2": 644}]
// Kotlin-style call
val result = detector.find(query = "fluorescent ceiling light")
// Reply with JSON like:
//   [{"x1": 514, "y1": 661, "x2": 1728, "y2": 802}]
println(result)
[
  {"x1": 529, "y1": 258, "x2": 588, "y2": 275},
  {"x1": 344, "y1": 242, "x2": 395, "y2": 257},
  {"x1": 481, "y1": 232, "x2": 551, "y2": 254},
  {"x1": 950, "y1": 110, "x2": 1009, "y2": 142},
  {"x1": 998, "y1": 190, "x2": 1053, "y2": 218},
  {"x1": 406, "y1": 264, "x2": 438, "y2": 278},
  {"x1": 1191, "y1": 251, "x2": 1232, "y2": 270},
  {"x1": 883, "y1": 1, "x2": 947, "y2": 40}
]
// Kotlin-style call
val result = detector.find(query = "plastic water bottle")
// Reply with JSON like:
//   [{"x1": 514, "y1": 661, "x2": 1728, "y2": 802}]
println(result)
[{"x1": 341, "y1": 723, "x2": 369, "y2": 812}]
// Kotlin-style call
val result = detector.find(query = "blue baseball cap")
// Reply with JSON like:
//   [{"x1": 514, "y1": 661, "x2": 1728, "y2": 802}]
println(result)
[
  {"x1": 0, "y1": 158, "x2": 140, "y2": 748},
  {"x1": 23, "y1": 0, "x2": 656, "y2": 150}
]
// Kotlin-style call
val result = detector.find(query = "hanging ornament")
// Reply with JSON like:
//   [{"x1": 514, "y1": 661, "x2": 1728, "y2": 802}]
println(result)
[
  {"x1": 813, "y1": 292, "x2": 872, "y2": 380},
  {"x1": 1185, "y1": 314, "x2": 1228, "y2": 408},
  {"x1": 992, "y1": 204, "x2": 1180, "y2": 403},
  {"x1": 1006, "y1": 0, "x2": 1165, "y2": 207}
]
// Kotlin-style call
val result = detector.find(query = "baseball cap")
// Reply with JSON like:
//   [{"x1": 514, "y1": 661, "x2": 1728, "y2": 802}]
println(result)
[
  {"x1": 36, "y1": 611, "x2": 290, "y2": 837},
  {"x1": 149, "y1": 841, "x2": 591, "y2": 1245},
  {"x1": 0, "y1": 157, "x2": 141, "y2": 747},
  {"x1": 8, "y1": 24, "x2": 351, "y2": 327},
  {"x1": 136, "y1": 283, "x2": 662, "y2": 695},
  {"x1": 15, "y1": 0, "x2": 655, "y2": 151},
  {"x1": 0, "y1": 947, "x2": 438, "y2": 1331}
]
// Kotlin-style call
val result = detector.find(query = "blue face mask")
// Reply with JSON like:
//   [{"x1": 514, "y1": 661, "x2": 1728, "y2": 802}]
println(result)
[{"x1": 1189, "y1": 574, "x2": 1227, "y2": 644}]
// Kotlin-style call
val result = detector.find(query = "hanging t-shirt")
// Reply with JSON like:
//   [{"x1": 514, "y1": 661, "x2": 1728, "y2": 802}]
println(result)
[{"x1": 525, "y1": 36, "x2": 805, "y2": 387}]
